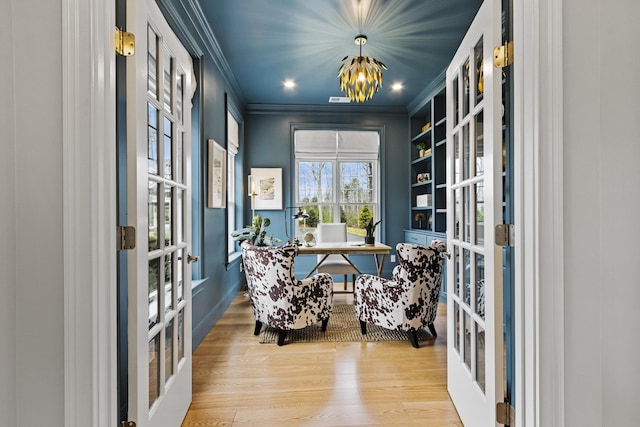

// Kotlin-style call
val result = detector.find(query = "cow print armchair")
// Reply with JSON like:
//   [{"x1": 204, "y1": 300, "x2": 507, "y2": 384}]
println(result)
[
  {"x1": 354, "y1": 241, "x2": 447, "y2": 348},
  {"x1": 241, "y1": 242, "x2": 334, "y2": 346}
]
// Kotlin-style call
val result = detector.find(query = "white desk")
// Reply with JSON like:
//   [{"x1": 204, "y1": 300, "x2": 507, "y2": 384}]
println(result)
[{"x1": 297, "y1": 242, "x2": 392, "y2": 278}]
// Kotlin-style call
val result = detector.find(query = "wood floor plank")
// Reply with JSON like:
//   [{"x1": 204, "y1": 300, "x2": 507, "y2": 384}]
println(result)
[{"x1": 182, "y1": 291, "x2": 461, "y2": 426}]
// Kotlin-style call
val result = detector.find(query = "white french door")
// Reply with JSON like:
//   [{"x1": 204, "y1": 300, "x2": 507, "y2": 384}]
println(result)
[
  {"x1": 446, "y1": 0, "x2": 503, "y2": 425},
  {"x1": 126, "y1": 0, "x2": 195, "y2": 425}
]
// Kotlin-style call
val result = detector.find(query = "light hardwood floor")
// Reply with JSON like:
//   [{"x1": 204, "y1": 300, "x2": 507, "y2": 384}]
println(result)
[{"x1": 182, "y1": 288, "x2": 462, "y2": 426}]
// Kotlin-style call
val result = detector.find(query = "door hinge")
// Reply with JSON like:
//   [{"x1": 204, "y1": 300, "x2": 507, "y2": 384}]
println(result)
[
  {"x1": 495, "y1": 223, "x2": 515, "y2": 247},
  {"x1": 120, "y1": 422, "x2": 136, "y2": 427},
  {"x1": 117, "y1": 226, "x2": 136, "y2": 250},
  {"x1": 494, "y1": 40, "x2": 514, "y2": 68},
  {"x1": 497, "y1": 401, "x2": 516, "y2": 426},
  {"x1": 115, "y1": 27, "x2": 135, "y2": 57}
]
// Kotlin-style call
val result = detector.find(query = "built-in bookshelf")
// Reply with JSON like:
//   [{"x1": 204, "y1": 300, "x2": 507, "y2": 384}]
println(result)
[
  {"x1": 408, "y1": 84, "x2": 447, "y2": 236},
  {"x1": 405, "y1": 83, "x2": 448, "y2": 301}
]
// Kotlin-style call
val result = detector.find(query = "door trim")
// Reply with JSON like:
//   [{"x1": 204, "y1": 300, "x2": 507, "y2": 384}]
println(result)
[
  {"x1": 513, "y1": 0, "x2": 565, "y2": 425},
  {"x1": 62, "y1": 0, "x2": 117, "y2": 426}
]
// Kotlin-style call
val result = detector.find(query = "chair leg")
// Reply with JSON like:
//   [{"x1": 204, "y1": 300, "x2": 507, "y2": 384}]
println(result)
[
  {"x1": 343, "y1": 274, "x2": 347, "y2": 291},
  {"x1": 351, "y1": 274, "x2": 356, "y2": 292},
  {"x1": 277, "y1": 329, "x2": 287, "y2": 346},
  {"x1": 321, "y1": 318, "x2": 329, "y2": 332},
  {"x1": 360, "y1": 320, "x2": 367, "y2": 335},
  {"x1": 408, "y1": 330, "x2": 420, "y2": 349},
  {"x1": 427, "y1": 323, "x2": 437, "y2": 338},
  {"x1": 254, "y1": 320, "x2": 262, "y2": 336}
]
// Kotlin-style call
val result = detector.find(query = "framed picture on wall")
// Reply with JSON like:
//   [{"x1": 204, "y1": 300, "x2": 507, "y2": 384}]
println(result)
[
  {"x1": 208, "y1": 139, "x2": 226, "y2": 208},
  {"x1": 250, "y1": 168, "x2": 282, "y2": 210}
]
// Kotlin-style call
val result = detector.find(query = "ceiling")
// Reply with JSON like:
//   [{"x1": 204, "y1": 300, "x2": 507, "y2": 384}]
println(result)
[{"x1": 196, "y1": 0, "x2": 483, "y2": 109}]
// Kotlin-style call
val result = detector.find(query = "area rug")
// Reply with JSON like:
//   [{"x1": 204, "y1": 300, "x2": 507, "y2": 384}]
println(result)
[{"x1": 259, "y1": 304, "x2": 435, "y2": 344}]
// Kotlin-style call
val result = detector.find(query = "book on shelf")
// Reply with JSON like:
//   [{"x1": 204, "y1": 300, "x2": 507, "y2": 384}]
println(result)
[{"x1": 416, "y1": 194, "x2": 432, "y2": 207}]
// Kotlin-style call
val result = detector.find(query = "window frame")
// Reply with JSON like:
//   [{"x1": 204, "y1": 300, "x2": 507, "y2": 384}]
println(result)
[
  {"x1": 226, "y1": 104, "x2": 243, "y2": 265},
  {"x1": 291, "y1": 125, "x2": 384, "y2": 241}
]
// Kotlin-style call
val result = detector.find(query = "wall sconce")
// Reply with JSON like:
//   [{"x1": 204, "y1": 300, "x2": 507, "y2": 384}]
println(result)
[
  {"x1": 247, "y1": 175, "x2": 258, "y2": 220},
  {"x1": 284, "y1": 206, "x2": 309, "y2": 245}
]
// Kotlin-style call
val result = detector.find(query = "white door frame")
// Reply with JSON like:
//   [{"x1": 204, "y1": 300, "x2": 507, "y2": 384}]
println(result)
[
  {"x1": 62, "y1": 0, "x2": 118, "y2": 426},
  {"x1": 61, "y1": 0, "x2": 566, "y2": 426},
  {"x1": 513, "y1": 0, "x2": 565, "y2": 426}
]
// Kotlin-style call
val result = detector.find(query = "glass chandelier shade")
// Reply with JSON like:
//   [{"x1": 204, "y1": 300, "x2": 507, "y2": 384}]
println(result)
[{"x1": 337, "y1": 35, "x2": 387, "y2": 103}]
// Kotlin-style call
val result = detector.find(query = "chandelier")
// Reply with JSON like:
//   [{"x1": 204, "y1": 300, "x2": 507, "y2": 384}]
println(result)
[{"x1": 338, "y1": 35, "x2": 387, "y2": 103}]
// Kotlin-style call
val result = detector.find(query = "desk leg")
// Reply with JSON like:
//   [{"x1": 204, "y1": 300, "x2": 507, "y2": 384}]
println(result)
[
  {"x1": 375, "y1": 254, "x2": 386, "y2": 276},
  {"x1": 304, "y1": 254, "x2": 330, "y2": 279},
  {"x1": 339, "y1": 254, "x2": 362, "y2": 275}
]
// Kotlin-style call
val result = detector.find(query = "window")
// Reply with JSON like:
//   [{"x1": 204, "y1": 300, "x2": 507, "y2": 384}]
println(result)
[
  {"x1": 294, "y1": 129, "x2": 380, "y2": 242},
  {"x1": 227, "y1": 111, "x2": 239, "y2": 256}
]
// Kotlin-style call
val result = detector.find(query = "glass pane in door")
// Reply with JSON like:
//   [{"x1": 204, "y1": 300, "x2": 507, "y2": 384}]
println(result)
[
  {"x1": 453, "y1": 75, "x2": 459, "y2": 126},
  {"x1": 463, "y1": 124, "x2": 470, "y2": 180},
  {"x1": 176, "y1": 74, "x2": 184, "y2": 123},
  {"x1": 474, "y1": 38, "x2": 484, "y2": 105},
  {"x1": 178, "y1": 309, "x2": 185, "y2": 361},
  {"x1": 163, "y1": 48, "x2": 173, "y2": 114},
  {"x1": 148, "y1": 257, "x2": 160, "y2": 328},
  {"x1": 177, "y1": 248, "x2": 184, "y2": 303},
  {"x1": 475, "y1": 183, "x2": 485, "y2": 245},
  {"x1": 454, "y1": 188, "x2": 461, "y2": 240},
  {"x1": 463, "y1": 249, "x2": 471, "y2": 305},
  {"x1": 176, "y1": 188, "x2": 184, "y2": 244},
  {"x1": 454, "y1": 301, "x2": 461, "y2": 354},
  {"x1": 164, "y1": 254, "x2": 173, "y2": 312},
  {"x1": 147, "y1": 26, "x2": 158, "y2": 99},
  {"x1": 164, "y1": 187, "x2": 173, "y2": 247},
  {"x1": 475, "y1": 253, "x2": 485, "y2": 319},
  {"x1": 165, "y1": 319, "x2": 174, "y2": 382},
  {"x1": 163, "y1": 117, "x2": 173, "y2": 179},
  {"x1": 454, "y1": 133, "x2": 461, "y2": 183},
  {"x1": 475, "y1": 111, "x2": 484, "y2": 176},
  {"x1": 463, "y1": 58, "x2": 470, "y2": 117},
  {"x1": 463, "y1": 310, "x2": 471, "y2": 369},
  {"x1": 463, "y1": 186, "x2": 470, "y2": 243},
  {"x1": 454, "y1": 249, "x2": 460, "y2": 296},
  {"x1": 149, "y1": 181, "x2": 159, "y2": 251},
  {"x1": 176, "y1": 132, "x2": 184, "y2": 184},
  {"x1": 148, "y1": 104, "x2": 159, "y2": 175},
  {"x1": 476, "y1": 323, "x2": 486, "y2": 392},
  {"x1": 148, "y1": 334, "x2": 160, "y2": 408}
]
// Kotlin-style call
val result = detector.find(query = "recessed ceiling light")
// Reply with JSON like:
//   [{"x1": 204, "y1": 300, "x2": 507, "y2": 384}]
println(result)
[
  {"x1": 283, "y1": 80, "x2": 296, "y2": 89},
  {"x1": 391, "y1": 83, "x2": 403, "y2": 91}
]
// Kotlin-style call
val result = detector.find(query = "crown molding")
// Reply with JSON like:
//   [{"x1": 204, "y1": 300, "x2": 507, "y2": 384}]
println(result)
[
  {"x1": 406, "y1": 68, "x2": 447, "y2": 115},
  {"x1": 155, "y1": 0, "x2": 247, "y2": 107},
  {"x1": 245, "y1": 103, "x2": 407, "y2": 115}
]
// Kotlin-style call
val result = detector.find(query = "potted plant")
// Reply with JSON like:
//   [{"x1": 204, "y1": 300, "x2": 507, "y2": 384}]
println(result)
[
  {"x1": 364, "y1": 217, "x2": 382, "y2": 246},
  {"x1": 416, "y1": 142, "x2": 427, "y2": 158},
  {"x1": 231, "y1": 215, "x2": 281, "y2": 246}
]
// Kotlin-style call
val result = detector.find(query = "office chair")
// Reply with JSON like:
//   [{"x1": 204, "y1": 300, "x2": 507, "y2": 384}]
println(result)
[{"x1": 316, "y1": 223, "x2": 359, "y2": 293}]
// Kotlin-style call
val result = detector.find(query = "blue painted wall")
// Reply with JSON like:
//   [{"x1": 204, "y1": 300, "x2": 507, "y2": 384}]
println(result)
[
  {"x1": 244, "y1": 109, "x2": 409, "y2": 278},
  {"x1": 191, "y1": 56, "x2": 247, "y2": 348}
]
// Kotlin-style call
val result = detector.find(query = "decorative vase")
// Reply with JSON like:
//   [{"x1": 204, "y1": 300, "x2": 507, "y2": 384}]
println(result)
[
  {"x1": 419, "y1": 149, "x2": 425, "y2": 157},
  {"x1": 364, "y1": 236, "x2": 375, "y2": 246}
]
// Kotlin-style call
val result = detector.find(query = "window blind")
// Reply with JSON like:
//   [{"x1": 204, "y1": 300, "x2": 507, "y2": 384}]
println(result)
[
  {"x1": 227, "y1": 111, "x2": 239, "y2": 155},
  {"x1": 294, "y1": 130, "x2": 379, "y2": 160}
]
